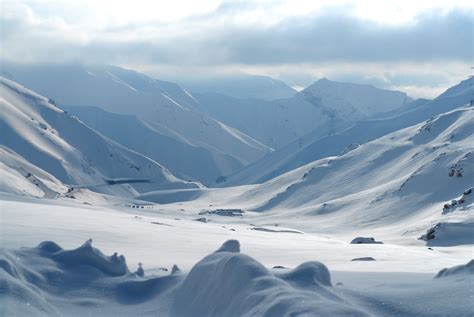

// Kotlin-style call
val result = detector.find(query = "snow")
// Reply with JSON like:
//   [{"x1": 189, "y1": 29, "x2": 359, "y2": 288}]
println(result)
[
  {"x1": 225, "y1": 77, "x2": 474, "y2": 185},
  {"x1": 62, "y1": 105, "x2": 243, "y2": 185},
  {"x1": 193, "y1": 78, "x2": 410, "y2": 151},
  {"x1": 350, "y1": 237, "x2": 383, "y2": 244},
  {"x1": 1, "y1": 236, "x2": 472, "y2": 316},
  {"x1": 1, "y1": 71, "x2": 473, "y2": 316},
  {"x1": 421, "y1": 221, "x2": 474, "y2": 246},
  {"x1": 1, "y1": 63, "x2": 271, "y2": 169},
  {"x1": 435, "y1": 260, "x2": 474, "y2": 278},
  {"x1": 0, "y1": 76, "x2": 196, "y2": 197},
  {"x1": 302, "y1": 78, "x2": 412, "y2": 118},
  {"x1": 180, "y1": 74, "x2": 297, "y2": 101}
]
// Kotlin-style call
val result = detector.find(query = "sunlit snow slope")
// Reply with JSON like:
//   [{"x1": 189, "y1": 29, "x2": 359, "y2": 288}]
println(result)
[
  {"x1": 0, "y1": 77, "x2": 196, "y2": 197},
  {"x1": 2, "y1": 63, "x2": 271, "y2": 170},
  {"x1": 194, "y1": 79, "x2": 411, "y2": 150},
  {"x1": 225, "y1": 77, "x2": 473, "y2": 185},
  {"x1": 228, "y1": 106, "x2": 474, "y2": 241}
]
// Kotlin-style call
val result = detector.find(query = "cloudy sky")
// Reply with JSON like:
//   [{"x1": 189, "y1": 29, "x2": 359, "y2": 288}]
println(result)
[{"x1": 1, "y1": 0, "x2": 473, "y2": 97}]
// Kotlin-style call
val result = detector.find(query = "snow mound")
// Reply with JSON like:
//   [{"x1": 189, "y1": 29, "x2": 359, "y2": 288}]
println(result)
[
  {"x1": 1, "y1": 239, "x2": 370, "y2": 316},
  {"x1": 50, "y1": 239, "x2": 128, "y2": 276},
  {"x1": 170, "y1": 240, "x2": 367, "y2": 317},
  {"x1": 350, "y1": 237, "x2": 383, "y2": 244},
  {"x1": 3, "y1": 239, "x2": 473, "y2": 316},
  {"x1": 0, "y1": 239, "x2": 183, "y2": 316},
  {"x1": 0, "y1": 240, "x2": 367, "y2": 316},
  {"x1": 215, "y1": 239, "x2": 241, "y2": 253},
  {"x1": 351, "y1": 257, "x2": 377, "y2": 261},
  {"x1": 435, "y1": 260, "x2": 474, "y2": 278},
  {"x1": 420, "y1": 221, "x2": 474, "y2": 246},
  {"x1": 277, "y1": 261, "x2": 332, "y2": 287}
]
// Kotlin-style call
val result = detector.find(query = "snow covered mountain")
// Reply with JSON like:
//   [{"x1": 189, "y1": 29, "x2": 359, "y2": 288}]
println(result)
[
  {"x1": 1, "y1": 63, "x2": 271, "y2": 169},
  {"x1": 2, "y1": 64, "x2": 413, "y2": 162},
  {"x1": 301, "y1": 78, "x2": 412, "y2": 118},
  {"x1": 241, "y1": 106, "x2": 473, "y2": 218},
  {"x1": 193, "y1": 79, "x2": 411, "y2": 150},
  {"x1": 224, "y1": 77, "x2": 474, "y2": 185},
  {"x1": 1, "y1": 73, "x2": 472, "y2": 317},
  {"x1": 180, "y1": 74, "x2": 297, "y2": 100},
  {"x1": 0, "y1": 77, "x2": 196, "y2": 198},
  {"x1": 157, "y1": 104, "x2": 472, "y2": 246},
  {"x1": 63, "y1": 105, "x2": 243, "y2": 185}
]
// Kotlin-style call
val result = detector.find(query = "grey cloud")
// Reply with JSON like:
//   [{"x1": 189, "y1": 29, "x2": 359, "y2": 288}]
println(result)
[
  {"x1": 1, "y1": 5, "x2": 472, "y2": 66},
  {"x1": 1, "y1": 3, "x2": 472, "y2": 98},
  {"x1": 212, "y1": 9, "x2": 473, "y2": 64}
]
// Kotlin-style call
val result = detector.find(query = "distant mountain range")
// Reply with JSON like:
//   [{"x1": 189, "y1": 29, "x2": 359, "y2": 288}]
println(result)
[
  {"x1": 2, "y1": 63, "x2": 412, "y2": 184},
  {"x1": 223, "y1": 77, "x2": 473, "y2": 185}
]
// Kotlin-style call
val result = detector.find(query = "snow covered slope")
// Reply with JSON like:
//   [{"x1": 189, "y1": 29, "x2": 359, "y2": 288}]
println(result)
[
  {"x1": 1, "y1": 235, "x2": 472, "y2": 316},
  {"x1": 2, "y1": 63, "x2": 271, "y2": 166},
  {"x1": 63, "y1": 105, "x2": 243, "y2": 185},
  {"x1": 194, "y1": 79, "x2": 411, "y2": 150},
  {"x1": 193, "y1": 92, "x2": 348, "y2": 150},
  {"x1": 302, "y1": 78, "x2": 412, "y2": 118},
  {"x1": 225, "y1": 77, "x2": 474, "y2": 185},
  {"x1": 227, "y1": 106, "x2": 474, "y2": 239},
  {"x1": 0, "y1": 77, "x2": 195, "y2": 197},
  {"x1": 0, "y1": 146, "x2": 65, "y2": 198}
]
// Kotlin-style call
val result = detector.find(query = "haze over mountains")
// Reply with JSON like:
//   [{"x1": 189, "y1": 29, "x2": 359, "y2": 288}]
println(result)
[{"x1": 179, "y1": 74, "x2": 297, "y2": 100}]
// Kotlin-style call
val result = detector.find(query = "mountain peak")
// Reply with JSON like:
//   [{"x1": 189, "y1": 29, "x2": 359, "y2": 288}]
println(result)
[{"x1": 299, "y1": 78, "x2": 411, "y2": 118}]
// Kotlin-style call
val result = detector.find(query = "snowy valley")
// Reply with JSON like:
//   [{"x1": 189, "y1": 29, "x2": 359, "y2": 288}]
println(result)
[{"x1": 1, "y1": 66, "x2": 473, "y2": 317}]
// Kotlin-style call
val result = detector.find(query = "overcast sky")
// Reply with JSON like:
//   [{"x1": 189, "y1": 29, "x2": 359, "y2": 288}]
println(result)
[{"x1": 1, "y1": 0, "x2": 473, "y2": 98}]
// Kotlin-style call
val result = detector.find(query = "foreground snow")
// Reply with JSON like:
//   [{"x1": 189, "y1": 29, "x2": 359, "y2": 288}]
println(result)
[
  {"x1": 2, "y1": 196, "x2": 472, "y2": 274},
  {"x1": 1, "y1": 236, "x2": 472, "y2": 316}
]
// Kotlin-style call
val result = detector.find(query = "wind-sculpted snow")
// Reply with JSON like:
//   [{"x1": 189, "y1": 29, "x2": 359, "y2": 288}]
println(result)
[
  {"x1": 435, "y1": 260, "x2": 474, "y2": 278},
  {"x1": 0, "y1": 239, "x2": 371, "y2": 316},
  {"x1": 172, "y1": 240, "x2": 369, "y2": 317},
  {"x1": 2, "y1": 239, "x2": 474, "y2": 316}
]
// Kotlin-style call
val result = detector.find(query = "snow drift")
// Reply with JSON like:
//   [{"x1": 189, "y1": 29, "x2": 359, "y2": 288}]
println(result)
[
  {"x1": 1, "y1": 239, "x2": 370, "y2": 316},
  {"x1": 435, "y1": 260, "x2": 474, "y2": 278}
]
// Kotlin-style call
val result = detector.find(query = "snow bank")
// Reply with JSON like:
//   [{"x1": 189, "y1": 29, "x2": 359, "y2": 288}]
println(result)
[
  {"x1": 350, "y1": 237, "x2": 383, "y2": 244},
  {"x1": 1, "y1": 239, "x2": 370, "y2": 316},
  {"x1": 49, "y1": 239, "x2": 128, "y2": 276},
  {"x1": 3, "y1": 239, "x2": 472, "y2": 316},
  {"x1": 435, "y1": 260, "x2": 474, "y2": 278},
  {"x1": 170, "y1": 240, "x2": 368, "y2": 317},
  {"x1": 351, "y1": 257, "x2": 376, "y2": 261},
  {"x1": 0, "y1": 239, "x2": 181, "y2": 316},
  {"x1": 420, "y1": 221, "x2": 474, "y2": 246}
]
